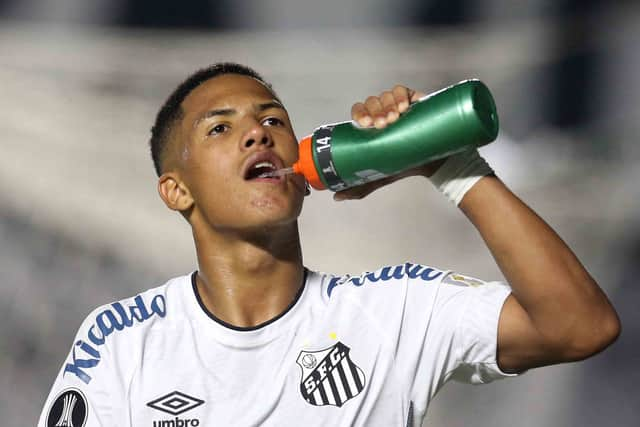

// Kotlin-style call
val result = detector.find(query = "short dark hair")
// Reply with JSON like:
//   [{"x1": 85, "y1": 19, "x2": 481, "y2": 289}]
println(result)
[{"x1": 149, "y1": 62, "x2": 276, "y2": 176}]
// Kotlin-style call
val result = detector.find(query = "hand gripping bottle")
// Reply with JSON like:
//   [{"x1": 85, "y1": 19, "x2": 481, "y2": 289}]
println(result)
[{"x1": 291, "y1": 79, "x2": 499, "y2": 191}]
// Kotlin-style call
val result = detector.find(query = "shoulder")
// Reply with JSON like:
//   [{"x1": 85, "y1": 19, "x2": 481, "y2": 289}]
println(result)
[
  {"x1": 62, "y1": 274, "x2": 191, "y2": 385},
  {"x1": 83, "y1": 274, "x2": 188, "y2": 339}
]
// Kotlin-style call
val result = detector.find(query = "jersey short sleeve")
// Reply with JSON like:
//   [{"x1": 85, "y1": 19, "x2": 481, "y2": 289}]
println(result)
[
  {"x1": 399, "y1": 266, "x2": 517, "y2": 413},
  {"x1": 37, "y1": 286, "x2": 168, "y2": 426},
  {"x1": 37, "y1": 306, "x2": 117, "y2": 427}
]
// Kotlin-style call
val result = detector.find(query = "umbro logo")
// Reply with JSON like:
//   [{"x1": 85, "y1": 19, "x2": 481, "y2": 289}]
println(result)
[
  {"x1": 147, "y1": 391, "x2": 205, "y2": 416},
  {"x1": 148, "y1": 391, "x2": 204, "y2": 427}
]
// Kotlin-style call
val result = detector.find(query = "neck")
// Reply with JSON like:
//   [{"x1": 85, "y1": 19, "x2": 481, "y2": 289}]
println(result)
[{"x1": 192, "y1": 221, "x2": 305, "y2": 328}]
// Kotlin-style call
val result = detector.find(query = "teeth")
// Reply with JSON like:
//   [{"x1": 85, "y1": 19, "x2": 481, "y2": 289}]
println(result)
[{"x1": 252, "y1": 161, "x2": 275, "y2": 170}]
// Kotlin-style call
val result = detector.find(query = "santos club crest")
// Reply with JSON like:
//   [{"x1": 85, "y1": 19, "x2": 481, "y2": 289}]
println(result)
[{"x1": 296, "y1": 341, "x2": 366, "y2": 407}]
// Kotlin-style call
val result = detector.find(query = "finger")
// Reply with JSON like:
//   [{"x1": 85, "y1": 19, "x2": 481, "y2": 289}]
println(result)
[
  {"x1": 351, "y1": 102, "x2": 373, "y2": 127},
  {"x1": 380, "y1": 91, "x2": 400, "y2": 123},
  {"x1": 333, "y1": 184, "x2": 378, "y2": 201},
  {"x1": 363, "y1": 96, "x2": 387, "y2": 129},
  {"x1": 409, "y1": 89, "x2": 426, "y2": 104},
  {"x1": 333, "y1": 175, "x2": 400, "y2": 201},
  {"x1": 392, "y1": 85, "x2": 411, "y2": 112}
]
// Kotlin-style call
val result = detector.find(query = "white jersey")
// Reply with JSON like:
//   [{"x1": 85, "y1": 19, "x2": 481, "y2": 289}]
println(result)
[{"x1": 38, "y1": 262, "x2": 517, "y2": 427}]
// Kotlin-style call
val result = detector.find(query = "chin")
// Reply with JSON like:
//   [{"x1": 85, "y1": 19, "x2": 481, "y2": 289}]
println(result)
[
  {"x1": 250, "y1": 192, "x2": 302, "y2": 215},
  {"x1": 249, "y1": 203, "x2": 301, "y2": 229},
  {"x1": 256, "y1": 206, "x2": 300, "y2": 225}
]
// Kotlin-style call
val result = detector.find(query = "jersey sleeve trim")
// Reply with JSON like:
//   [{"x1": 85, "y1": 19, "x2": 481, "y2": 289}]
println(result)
[{"x1": 455, "y1": 282, "x2": 520, "y2": 383}]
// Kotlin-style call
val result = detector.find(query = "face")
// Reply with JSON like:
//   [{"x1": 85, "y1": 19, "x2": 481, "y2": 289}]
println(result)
[{"x1": 170, "y1": 74, "x2": 306, "y2": 234}]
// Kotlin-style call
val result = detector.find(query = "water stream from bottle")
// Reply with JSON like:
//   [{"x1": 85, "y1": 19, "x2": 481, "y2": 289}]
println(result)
[{"x1": 257, "y1": 167, "x2": 295, "y2": 179}]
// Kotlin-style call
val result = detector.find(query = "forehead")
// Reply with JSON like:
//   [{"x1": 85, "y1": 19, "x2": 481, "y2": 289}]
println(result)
[{"x1": 181, "y1": 74, "x2": 278, "y2": 116}]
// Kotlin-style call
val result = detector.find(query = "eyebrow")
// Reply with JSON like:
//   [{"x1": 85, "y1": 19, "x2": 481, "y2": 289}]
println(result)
[{"x1": 194, "y1": 101, "x2": 286, "y2": 127}]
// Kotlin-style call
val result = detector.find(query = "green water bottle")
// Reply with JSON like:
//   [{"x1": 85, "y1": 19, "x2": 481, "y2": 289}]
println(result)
[{"x1": 291, "y1": 79, "x2": 499, "y2": 191}]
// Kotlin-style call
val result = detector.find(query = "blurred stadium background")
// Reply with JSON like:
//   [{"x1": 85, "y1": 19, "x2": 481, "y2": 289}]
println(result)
[{"x1": 1, "y1": 0, "x2": 639, "y2": 425}]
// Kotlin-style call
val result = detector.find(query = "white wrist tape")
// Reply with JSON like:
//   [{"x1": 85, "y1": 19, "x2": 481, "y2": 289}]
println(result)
[{"x1": 429, "y1": 148, "x2": 494, "y2": 206}]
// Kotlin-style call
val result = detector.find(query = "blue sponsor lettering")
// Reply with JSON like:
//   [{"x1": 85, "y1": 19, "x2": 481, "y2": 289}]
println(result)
[
  {"x1": 111, "y1": 302, "x2": 134, "y2": 328},
  {"x1": 150, "y1": 294, "x2": 166, "y2": 316},
  {"x1": 350, "y1": 276, "x2": 365, "y2": 287},
  {"x1": 406, "y1": 263, "x2": 424, "y2": 279},
  {"x1": 327, "y1": 263, "x2": 443, "y2": 297},
  {"x1": 87, "y1": 324, "x2": 105, "y2": 346},
  {"x1": 64, "y1": 340, "x2": 101, "y2": 384},
  {"x1": 129, "y1": 295, "x2": 152, "y2": 322},
  {"x1": 327, "y1": 277, "x2": 343, "y2": 297},
  {"x1": 406, "y1": 263, "x2": 443, "y2": 281},
  {"x1": 365, "y1": 265, "x2": 405, "y2": 282},
  {"x1": 64, "y1": 294, "x2": 166, "y2": 384},
  {"x1": 96, "y1": 310, "x2": 122, "y2": 335}
]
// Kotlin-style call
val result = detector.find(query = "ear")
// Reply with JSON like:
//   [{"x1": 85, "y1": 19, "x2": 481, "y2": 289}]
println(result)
[{"x1": 157, "y1": 173, "x2": 194, "y2": 212}]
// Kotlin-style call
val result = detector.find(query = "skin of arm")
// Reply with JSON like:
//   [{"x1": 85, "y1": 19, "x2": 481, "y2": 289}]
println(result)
[
  {"x1": 459, "y1": 175, "x2": 620, "y2": 371},
  {"x1": 336, "y1": 85, "x2": 621, "y2": 372}
]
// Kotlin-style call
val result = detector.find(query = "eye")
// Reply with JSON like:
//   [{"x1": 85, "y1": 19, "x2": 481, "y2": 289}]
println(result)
[
  {"x1": 208, "y1": 123, "x2": 229, "y2": 136},
  {"x1": 262, "y1": 117, "x2": 284, "y2": 127}
]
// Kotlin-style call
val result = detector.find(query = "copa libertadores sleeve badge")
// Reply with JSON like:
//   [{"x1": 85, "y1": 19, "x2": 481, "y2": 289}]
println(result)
[
  {"x1": 46, "y1": 388, "x2": 88, "y2": 427},
  {"x1": 296, "y1": 341, "x2": 366, "y2": 408}
]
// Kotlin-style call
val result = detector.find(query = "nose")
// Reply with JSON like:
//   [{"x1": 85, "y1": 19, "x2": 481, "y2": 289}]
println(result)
[{"x1": 242, "y1": 121, "x2": 273, "y2": 150}]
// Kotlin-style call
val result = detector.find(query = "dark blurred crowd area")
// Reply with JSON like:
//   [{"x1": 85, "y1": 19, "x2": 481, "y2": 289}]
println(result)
[{"x1": 0, "y1": 0, "x2": 622, "y2": 132}]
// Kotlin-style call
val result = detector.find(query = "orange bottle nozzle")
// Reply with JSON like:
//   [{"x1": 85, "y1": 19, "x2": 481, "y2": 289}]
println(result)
[{"x1": 295, "y1": 135, "x2": 326, "y2": 190}]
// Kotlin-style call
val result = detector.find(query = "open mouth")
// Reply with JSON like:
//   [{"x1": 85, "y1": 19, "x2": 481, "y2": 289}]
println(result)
[{"x1": 245, "y1": 160, "x2": 278, "y2": 180}]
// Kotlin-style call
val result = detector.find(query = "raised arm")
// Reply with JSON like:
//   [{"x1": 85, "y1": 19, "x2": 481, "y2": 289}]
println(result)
[
  {"x1": 336, "y1": 84, "x2": 620, "y2": 373},
  {"x1": 458, "y1": 175, "x2": 619, "y2": 371}
]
